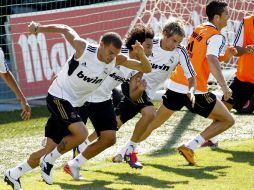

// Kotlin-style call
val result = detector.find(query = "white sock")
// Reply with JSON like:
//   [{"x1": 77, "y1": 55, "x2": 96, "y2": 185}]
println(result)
[
  {"x1": 68, "y1": 153, "x2": 87, "y2": 168},
  {"x1": 210, "y1": 136, "x2": 219, "y2": 144},
  {"x1": 9, "y1": 160, "x2": 32, "y2": 180},
  {"x1": 186, "y1": 135, "x2": 205, "y2": 150},
  {"x1": 78, "y1": 138, "x2": 91, "y2": 152},
  {"x1": 44, "y1": 147, "x2": 62, "y2": 164},
  {"x1": 125, "y1": 141, "x2": 137, "y2": 155},
  {"x1": 118, "y1": 141, "x2": 137, "y2": 157}
]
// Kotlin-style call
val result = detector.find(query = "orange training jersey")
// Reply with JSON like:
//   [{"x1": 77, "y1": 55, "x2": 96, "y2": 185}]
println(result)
[
  {"x1": 170, "y1": 24, "x2": 221, "y2": 92},
  {"x1": 236, "y1": 16, "x2": 254, "y2": 83}
]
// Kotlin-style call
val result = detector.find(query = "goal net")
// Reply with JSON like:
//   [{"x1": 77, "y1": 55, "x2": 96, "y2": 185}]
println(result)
[{"x1": 130, "y1": 0, "x2": 254, "y2": 94}]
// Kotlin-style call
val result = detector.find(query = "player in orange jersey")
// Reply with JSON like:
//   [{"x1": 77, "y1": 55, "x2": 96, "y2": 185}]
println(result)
[
  {"x1": 202, "y1": 15, "x2": 254, "y2": 147},
  {"x1": 136, "y1": 0, "x2": 237, "y2": 165}
]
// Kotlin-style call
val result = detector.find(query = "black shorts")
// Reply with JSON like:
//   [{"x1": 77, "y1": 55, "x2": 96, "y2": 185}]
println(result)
[
  {"x1": 79, "y1": 100, "x2": 117, "y2": 136},
  {"x1": 45, "y1": 93, "x2": 83, "y2": 144},
  {"x1": 115, "y1": 82, "x2": 153, "y2": 123},
  {"x1": 163, "y1": 89, "x2": 217, "y2": 118},
  {"x1": 223, "y1": 77, "x2": 254, "y2": 110},
  {"x1": 111, "y1": 88, "x2": 124, "y2": 107}
]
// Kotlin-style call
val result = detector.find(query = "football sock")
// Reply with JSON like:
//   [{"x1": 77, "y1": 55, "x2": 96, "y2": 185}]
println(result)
[
  {"x1": 210, "y1": 136, "x2": 219, "y2": 144},
  {"x1": 186, "y1": 135, "x2": 205, "y2": 150},
  {"x1": 9, "y1": 160, "x2": 32, "y2": 180},
  {"x1": 125, "y1": 141, "x2": 137, "y2": 155},
  {"x1": 78, "y1": 138, "x2": 91, "y2": 152},
  {"x1": 68, "y1": 153, "x2": 87, "y2": 167},
  {"x1": 118, "y1": 141, "x2": 137, "y2": 157},
  {"x1": 44, "y1": 147, "x2": 62, "y2": 164}
]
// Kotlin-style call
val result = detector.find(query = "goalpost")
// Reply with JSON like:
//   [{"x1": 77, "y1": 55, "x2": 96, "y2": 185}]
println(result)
[{"x1": 130, "y1": 0, "x2": 254, "y2": 94}]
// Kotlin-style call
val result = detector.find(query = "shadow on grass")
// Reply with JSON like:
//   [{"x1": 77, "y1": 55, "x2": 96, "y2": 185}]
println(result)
[
  {"x1": 146, "y1": 163, "x2": 230, "y2": 179},
  {"x1": 213, "y1": 148, "x2": 254, "y2": 166},
  {"x1": 0, "y1": 106, "x2": 49, "y2": 124},
  {"x1": 55, "y1": 179, "x2": 113, "y2": 190},
  {"x1": 150, "y1": 111, "x2": 196, "y2": 156},
  {"x1": 92, "y1": 170, "x2": 188, "y2": 189}
]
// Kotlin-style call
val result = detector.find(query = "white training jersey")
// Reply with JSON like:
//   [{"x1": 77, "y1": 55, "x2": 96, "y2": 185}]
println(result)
[
  {"x1": 48, "y1": 42, "x2": 116, "y2": 107},
  {"x1": 87, "y1": 47, "x2": 136, "y2": 102},
  {"x1": 0, "y1": 48, "x2": 8, "y2": 73},
  {"x1": 233, "y1": 19, "x2": 244, "y2": 47},
  {"x1": 143, "y1": 38, "x2": 195, "y2": 99}
]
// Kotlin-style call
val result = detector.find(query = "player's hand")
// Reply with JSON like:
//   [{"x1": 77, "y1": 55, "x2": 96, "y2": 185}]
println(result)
[
  {"x1": 20, "y1": 100, "x2": 31, "y2": 120},
  {"x1": 28, "y1": 21, "x2": 39, "y2": 34},
  {"x1": 187, "y1": 92, "x2": 195, "y2": 108},
  {"x1": 219, "y1": 47, "x2": 238, "y2": 62},
  {"x1": 221, "y1": 85, "x2": 232, "y2": 101},
  {"x1": 131, "y1": 40, "x2": 145, "y2": 56},
  {"x1": 245, "y1": 45, "x2": 254, "y2": 54},
  {"x1": 227, "y1": 46, "x2": 238, "y2": 56}
]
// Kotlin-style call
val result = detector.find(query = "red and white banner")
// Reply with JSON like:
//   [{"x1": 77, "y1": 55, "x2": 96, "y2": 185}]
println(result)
[{"x1": 9, "y1": 1, "x2": 141, "y2": 97}]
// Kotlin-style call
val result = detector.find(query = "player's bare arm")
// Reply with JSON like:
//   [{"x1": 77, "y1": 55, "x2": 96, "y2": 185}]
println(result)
[
  {"x1": 28, "y1": 21, "x2": 86, "y2": 59},
  {"x1": 235, "y1": 45, "x2": 254, "y2": 56},
  {"x1": 129, "y1": 72, "x2": 146, "y2": 101},
  {"x1": 116, "y1": 41, "x2": 151, "y2": 73},
  {"x1": 0, "y1": 71, "x2": 31, "y2": 120},
  {"x1": 207, "y1": 54, "x2": 232, "y2": 100},
  {"x1": 218, "y1": 46, "x2": 238, "y2": 62}
]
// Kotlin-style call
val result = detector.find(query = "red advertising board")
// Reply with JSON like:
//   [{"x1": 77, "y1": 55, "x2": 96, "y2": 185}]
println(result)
[{"x1": 9, "y1": 1, "x2": 141, "y2": 97}]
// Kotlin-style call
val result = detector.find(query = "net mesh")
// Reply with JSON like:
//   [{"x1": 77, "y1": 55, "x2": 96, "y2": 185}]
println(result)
[{"x1": 131, "y1": 0, "x2": 254, "y2": 92}]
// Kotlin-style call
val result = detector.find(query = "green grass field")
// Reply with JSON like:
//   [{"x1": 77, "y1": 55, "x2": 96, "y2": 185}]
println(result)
[{"x1": 0, "y1": 105, "x2": 253, "y2": 190}]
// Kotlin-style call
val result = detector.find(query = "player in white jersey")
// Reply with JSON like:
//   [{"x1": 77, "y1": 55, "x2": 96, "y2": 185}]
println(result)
[
  {"x1": 4, "y1": 21, "x2": 151, "y2": 189},
  {"x1": 63, "y1": 24, "x2": 154, "y2": 180},
  {"x1": 137, "y1": 1, "x2": 236, "y2": 166},
  {"x1": 109, "y1": 21, "x2": 196, "y2": 169},
  {"x1": 0, "y1": 47, "x2": 31, "y2": 120}
]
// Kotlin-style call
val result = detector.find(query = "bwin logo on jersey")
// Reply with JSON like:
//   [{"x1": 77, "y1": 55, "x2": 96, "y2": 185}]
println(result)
[
  {"x1": 109, "y1": 72, "x2": 126, "y2": 82},
  {"x1": 77, "y1": 71, "x2": 103, "y2": 84},
  {"x1": 151, "y1": 63, "x2": 170, "y2": 71}
]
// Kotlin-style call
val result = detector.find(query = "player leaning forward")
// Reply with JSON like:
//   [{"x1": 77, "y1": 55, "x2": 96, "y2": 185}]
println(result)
[{"x1": 4, "y1": 21, "x2": 151, "y2": 190}]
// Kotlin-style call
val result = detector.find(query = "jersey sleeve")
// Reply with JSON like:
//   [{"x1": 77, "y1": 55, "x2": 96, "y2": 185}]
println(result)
[
  {"x1": 178, "y1": 45, "x2": 196, "y2": 79},
  {"x1": 233, "y1": 19, "x2": 244, "y2": 47},
  {"x1": 207, "y1": 34, "x2": 225, "y2": 57},
  {"x1": 0, "y1": 48, "x2": 8, "y2": 73}
]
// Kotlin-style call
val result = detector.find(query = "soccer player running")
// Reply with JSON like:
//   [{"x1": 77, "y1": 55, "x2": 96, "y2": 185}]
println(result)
[
  {"x1": 111, "y1": 20, "x2": 196, "y2": 169},
  {"x1": 137, "y1": 0, "x2": 236, "y2": 165},
  {"x1": 202, "y1": 15, "x2": 254, "y2": 146},
  {"x1": 63, "y1": 23, "x2": 153, "y2": 180},
  {"x1": 4, "y1": 22, "x2": 151, "y2": 190},
  {"x1": 0, "y1": 47, "x2": 31, "y2": 120}
]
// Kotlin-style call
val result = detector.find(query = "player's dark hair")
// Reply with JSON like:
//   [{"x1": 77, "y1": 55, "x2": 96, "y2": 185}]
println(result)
[
  {"x1": 101, "y1": 32, "x2": 122, "y2": 49},
  {"x1": 125, "y1": 23, "x2": 154, "y2": 50},
  {"x1": 206, "y1": 0, "x2": 228, "y2": 21}
]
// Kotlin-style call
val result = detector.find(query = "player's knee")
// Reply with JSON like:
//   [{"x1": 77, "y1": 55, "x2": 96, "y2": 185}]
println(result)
[
  {"x1": 142, "y1": 109, "x2": 156, "y2": 120},
  {"x1": 100, "y1": 133, "x2": 116, "y2": 148},
  {"x1": 226, "y1": 115, "x2": 235, "y2": 127},
  {"x1": 76, "y1": 127, "x2": 89, "y2": 143}
]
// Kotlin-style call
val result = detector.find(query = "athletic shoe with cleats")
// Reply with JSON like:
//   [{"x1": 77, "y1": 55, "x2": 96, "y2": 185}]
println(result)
[
  {"x1": 124, "y1": 151, "x2": 143, "y2": 169},
  {"x1": 40, "y1": 156, "x2": 53, "y2": 185},
  {"x1": 4, "y1": 170, "x2": 22, "y2": 190},
  {"x1": 112, "y1": 154, "x2": 123, "y2": 163},
  {"x1": 178, "y1": 145, "x2": 196, "y2": 165},
  {"x1": 63, "y1": 163, "x2": 82, "y2": 180},
  {"x1": 201, "y1": 140, "x2": 218, "y2": 149}
]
